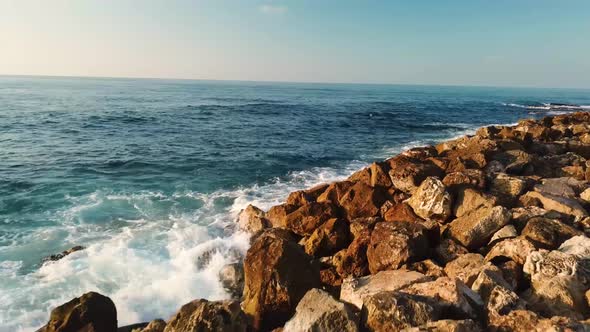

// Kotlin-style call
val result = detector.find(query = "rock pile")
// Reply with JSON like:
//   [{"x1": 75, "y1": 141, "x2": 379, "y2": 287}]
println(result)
[{"x1": 38, "y1": 112, "x2": 590, "y2": 331}]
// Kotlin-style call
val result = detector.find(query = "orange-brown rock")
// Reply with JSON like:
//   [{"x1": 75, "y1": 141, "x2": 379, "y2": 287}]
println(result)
[
  {"x1": 316, "y1": 181, "x2": 354, "y2": 203},
  {"x1": 286, "y1": 183, "x2": 329, "y2": 206},
  {"x1": 40, "y1": 292, "x2": 117, "y2": 332},
  {"x1": 339, "y1": 182, "x2": 387, "y2": 219},
  {"x1": 386, "y1": 155, "x2": 444, "y2": 193},
  {"x1": 280, "y1": 201, "x2": 339, "y2": 236},
  {"x1": 304, "y1": 218, "x2": 350, "y2": 257},
  {"x1": 383, "y1": 202, "x2": 423, "y2": 223}
]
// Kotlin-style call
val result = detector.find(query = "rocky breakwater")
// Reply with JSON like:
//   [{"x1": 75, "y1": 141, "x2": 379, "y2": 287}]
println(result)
[{"x1": 38, "y1": 111, "x2": 590, "y2": 331}]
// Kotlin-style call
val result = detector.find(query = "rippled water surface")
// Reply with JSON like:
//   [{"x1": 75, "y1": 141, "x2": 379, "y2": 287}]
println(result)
[{"x1": 1, "y1": 76, "x2": 589, "y2": 331}]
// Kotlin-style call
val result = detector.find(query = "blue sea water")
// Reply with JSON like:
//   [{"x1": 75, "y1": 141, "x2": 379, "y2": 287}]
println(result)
[{"x1": 0, "y1": 76, "x2": 589, "y2": 331}]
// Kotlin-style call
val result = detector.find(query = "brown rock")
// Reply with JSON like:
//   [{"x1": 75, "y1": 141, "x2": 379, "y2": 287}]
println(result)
[
  {"x1": 237, "y1": 205, "x2": 270, "y2": 234},
  {"x1": 488, "y1": 225, "x2": 518, "y2": 245},
  {"x1": 386, "y1": 155, "x2": 443, "y2": 193},
  {"x1": 446, "y1": 206, "x2": 511, "y2": 249},
  {"x1": 367, "y1": 221, "x2": 429, "y2": 273},
  {"x1": 520, "y1": 191, "x2": 588, "y2": 218},
  {"x1": 361, "y1": 291, "x2": 440, "y2": 331},
  {"x1": 442, "y1": 169, "x2": 486, "y2": 193},
  {"x1": 281, "y1": 201, "x2": 339, "y2": 236},
  {"x1": 488, "y1": 309, "x2": 585, "y2": 332},
  {"x1": 485, "y1": 237, "x2": 536, "y2": 265},
  {"x1": 434, "y1": 239, "x2": 469, "y2": 265},
  {"x1": 286, "y1": 183, "x2": 329, "y2": 206},
  {"x1": 444, "y1": 253, "x2": 486, "y2": 287},
  {"x1": 407, "y1": 177, "x2": 452, "y2": 222},
  {"x1": 242, "y1": 229, "x2": 320, "y2": 330},
  {"x1": 218, "y1": 262, "x2": 244, "y2": 299},
  {"x1": 383, "y1": 202, "x2": 423, "y2": 223},
  {"x1": 316, "y1": 181, "x2": 354, "y2": 203},
  {"x1": 408, "y1": 259, "x2": 446, "y2": 278},
  {"x1": 370, "y1": 162, "x2": 393, "y2": 188},
  {"x1": 334, "y1": 232, "x2": 371, "y2": 278},
  {"x1": 304, "y1": 218, "x2": 350, "y2": 257},
  {"x1": 339, "y1": 182, "x2": 386, "y2": 219},
  {"x1": 496, "y1": 260, "x2": 523, "y2": 291},
  {"x1": 265, "y1": 203, "x2": 298, "y2": 228},
  {"x1": 138, "y1": 319, "x2": 166, "y2": 332},
  {"x1": 521, "y1": 217, "x2": 582, "y2": 250},
  {"x1": 453, "y1": 188, "x2": 497, "y2": 219},
  {"x1": 40, "y1": 292, "x2": 117, "y2": 332},
  {"x1": 340, "y1": 269, "x2": 431, "y2": 309},
  {"x1": 41, "y1": 245, "x2": 86, "y2": 263},
  {"x1": 401, "y1": 319, "x2": 482, "y2": 332},
  {"x1": 163, "y1": 299, "x2": 247, "y2": 332},
  {"x1": 489, "y1": 173, "x2": 529, "y2": 206}
]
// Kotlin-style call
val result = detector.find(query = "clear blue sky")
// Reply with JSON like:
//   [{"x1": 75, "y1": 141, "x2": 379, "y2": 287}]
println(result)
[{"x1": 2, "y1": 0, "x2": 589, "y2": 88}]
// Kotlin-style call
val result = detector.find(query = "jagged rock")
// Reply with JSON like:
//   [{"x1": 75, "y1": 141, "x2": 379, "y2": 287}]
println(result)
[
  {"x1": 218, "y1": 262, "x2": 244, "y2": 299},
  {"x1": 442, "y1": 169, "x2": 486, "y2": 193},
  {"x1": 434, "y1": 239, "x2": 469, "y2": 265},
  {"x1": 453, "y1": 188, "x2": 497, "y2": 219},
  {"x1": 444, "y1": 253, "x2": 487, "y2": 287},
  {"x1": 265, "y1": 203, "x2": 298, "y2": 228},
  {"x1": 402, "y1": 277, "x2": 483, "y2": 319},
  {"x1": 387, "y1": 155, "x2": 443, "y2": 193},
  {"x1": 317, "y1": 181, "x2": 354, "y2": 203},
  {"x1": 446, "y1": 206, "x2": 511, "y2": 249},
  {"x1": 523, "y1": 236, "x2": 590, "y2": 319},
  {"x1": 489, "y1": 173, "x2": 529, "y2": 206},
  {"x1": 497, "y1": 260, "x2": 523, "y2": 290},
  {"x1": 242, "y1": 229, "x2": 320, "y2": 331},
  {"x1": 401, "y1": 319, "x2": 482, "y2": 332},
  {"x1": 369, "y1": 162, "x2": 393, "y2": 188},
  {"x1": 533, "y1": 177, "x2": 586, "y2": 198},
  {"x1": 283, "y1": 288, "x2": 358, "y2": 332},
  {"x1": 135, "y1": 319, "x2": 166, "y2": 332},
  {"x1": 237, "y1": 205, "x2": 269, "y2": 234},
  {"x1": 493, "y1": 149, "x2": 533, "y2": 174},
  {"x1": 488, "y1": 225, "x2": 517, "y2": 245},
  {"x1": 367, "y1": 221, "x2": 429, "y2": 273},
  {"x1": 520, "y1": 191, "x2": 588, "y2": 218},
  {"x1": 304, "y1": 218, "x2": 350, "y2": 257},
  {"x1": 485, "y1": 237, "x2": 536, "y2": 265},
  {"x1": 163, "y1": 299, "x2": 247, "y2": 332},
  {"x1": 383, "y1": 202, "x2": 423, "y2": 223},
  {"x1": 286, "y1": 183, "x2": 329, "y2": 206},
  {"x1": 41, "y1": 245, "x2": 85, "y2": 263},
  {"x1": 333, "y1": 230, "x2": 370, "y2": 278},
  {"x1": 340, "y1": 269, "x2": 430, "y2": 309},
  {"x1": 339, "y1": 182, "x2": 387, "y2": 219},
  {"x1": 39, "y1": 292, "x2": 117, "y2": 332},
  {"x1": 408, "y1": 259, "x2": 446, "y2": 278},
  {"x1": 521, "y1": 217, "x2": 582, "y2": 249},
  {"x1": 279, "y1": 201, "x2": 339, "y2": 236},
  {"x1": 470, "y1": 266, "x2": 524, "y2": 318},
  {"x1": 488, "y1": 309, "x2": 585, "y2": 332},
  {"x1": 407, "y1": 177, "x2": 452, "y2": 222},
  {"x1": 361, "y1": 291, "x2": 440, "y2": 331}
]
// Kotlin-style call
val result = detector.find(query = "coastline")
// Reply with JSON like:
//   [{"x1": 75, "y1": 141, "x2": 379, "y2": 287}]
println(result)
[{"x1": 36, "y1": 111, "x2": 590, "y2": 331}]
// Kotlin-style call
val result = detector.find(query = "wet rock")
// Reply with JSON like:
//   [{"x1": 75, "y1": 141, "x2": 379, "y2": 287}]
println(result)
[
  {"x1": 453, "y1": 188, "x2": 497, "y2": 219},
  {"x1": 521, "y1": 190, "x2": 588, "y2": 218},
  {"x1": 367, "y1": 221, "x2": 429, "y2": 273},
  {"x1": 402, "y1": 276, "x2": 483, "y2": 319},
  {"x1": 163, "y1": 299, "x2": 247, "y2": 332},
  {"x1": 485, "y1": 237, "x2": 536, "y2": 265},
  {"x1": 407, "y1": 177, "x2": 452, "y2": 222},
  {"x1": 40, "y1": 291, "x2": 117, "y2": 332},
  {"x1": 304, "y1": 218, "x2": 350, "y2": 257},
  {"x1": 339, "y1": 182, "x2": 387, "y2": 219},
  {"x1": 340, "y1": 269, "x2": 430, "y2": 309},
  {"x1": 42, "y1": 245, "x2": 85, "y2": 263},
  {"x1": 521, "y1": 217, "x2": 582, "y2": 250},
  {"x1": 237, "y1": 205, "x2": 270, "y2": 234},
  {"x1": 218, "y1": 262, "x2": 244, "y2": 299},
  {"x1": 434, "y1": 239, "x2": 469, "y2": 265},
  {"x1": 361, "y1": 291, "x2": 440, "y2": 331},
  {"x1": 242, "y1": 228, "x2": 320, "y2": 331},
  {"x1": 446, "y1": 206, "x2": 511, "y2": 249},
  {"x1": 283, "y1": 288, "x2": 358, "y2": 332}
]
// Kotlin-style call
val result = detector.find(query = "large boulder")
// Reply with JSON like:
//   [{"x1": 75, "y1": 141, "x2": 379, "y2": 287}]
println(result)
[
  {"x1": 339, "y1": 182, "x2": 387, "y2": 219},
  {"x1": 361, "y1": 291, "x2": 440, "y2": 331},
  {"x1": 286, "y1": 183, "x2": 329, "y2": 206},
  {"x1": 520, "y1": 191, "x2": 588, "y2": 218},
  {"x1": 218, "y1": 262, "x2": 244, "y2": 299},
  {"x1": 489, "y1": 173, "x2": 529, "y2": 206},
  {"x1": 242, "y1": 229, "x2": 320, "y2": 331},
  {"x1": 452, "y1": 188, "x2": 497, "y2": 219},
  {"x1": 333, "y1": 230, "x2": 371, "y2": 278},
  {"x1": 317, "y1": 181, "x2": 354, "y2": 204},
  {"x1": 523, "y1": 236, "x2": 590, "y2": 319},
  {"x1": 442, "y1": 169, "x2": 486, "y2": 194},
  {"x1": 445, "y1": 206, "x2": 511, "y2": 249},
  {"x1": 407, "y1": 177, "x2": 452, "y2": 222},
  {"x1": 40, "y1": 292, "x2": 117, "y2": 332},
  {"x1": 444, "y1": 253, "x2": 487, "y2": 287},
  {"x1": 237, "y1": 205, "x2": 269, "y2": 234},
  {"x1": 434, "y1": 239, "x2": 469, "y2": 265},
  {"x1": 402, "y1": 277, "x2": 483, "y2": 319},
  {"x1": 283, "y1": 289, "x2": 358, "y2": 332},
  {"x1": 387, "y1": 155, "x2": 443, "y2": 193},
  {"x1": 163, "y1": 299, "x2": 247, "y2": 332},
  {"x1": 282, "y1": 201, "x2": 339, "y2": 236},
  {"x1": 521, "y1": 217, "x2": 582, "y2": 250},
  {"x1": 484, "y1": 237, "x2": 536, "y2": 265},
  {"x1": 367, "y1": 221, "x2": 429, "y2": 273},
  {"x1": 340, "y1": 270, "x2": 431, "y2": 309},
  {"x1": 488, "y1": 309, "x2": 585, "y2": 332},
  {"x1": 382, "y1": 203, "x2": 423, "y2": 223},
  {"x1": 303, "y1": 218, "x2": 350, "y2": 257}
]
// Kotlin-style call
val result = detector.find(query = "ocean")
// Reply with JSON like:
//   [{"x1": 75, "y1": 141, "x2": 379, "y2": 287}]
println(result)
[{"x1": 1, "y1": 76, "x2": 589, "y2": 331}]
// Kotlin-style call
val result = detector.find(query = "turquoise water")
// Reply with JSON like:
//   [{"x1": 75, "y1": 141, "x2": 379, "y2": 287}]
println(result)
[{"x1": 1, "y1": 76, "x2": 589, "y2": 331}]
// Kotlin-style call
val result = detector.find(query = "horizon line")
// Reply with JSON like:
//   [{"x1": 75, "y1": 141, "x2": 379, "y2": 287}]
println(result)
[{"x1": 1, "y1": 73, "x2": 589, "y2": 91}]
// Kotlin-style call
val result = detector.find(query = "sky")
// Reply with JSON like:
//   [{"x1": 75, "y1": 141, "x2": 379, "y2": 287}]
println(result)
[{"x1": 1, "y1": 0, "x2": 590, "y2": 88}]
